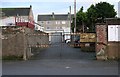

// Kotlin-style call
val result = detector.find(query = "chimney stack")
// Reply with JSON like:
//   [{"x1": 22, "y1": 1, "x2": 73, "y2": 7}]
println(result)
[
  {"x1": 68, "y1": 12, "x2": 70, "y2": 18},
  {"x1": 30, "y1": 5, "x2": 32, "y2": 8},
  {"x1": 52, "y1": 12, "x2": 55, "y2": 19}
]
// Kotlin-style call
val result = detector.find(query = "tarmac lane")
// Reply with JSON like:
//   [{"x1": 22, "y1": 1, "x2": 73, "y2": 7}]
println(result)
[
  {"x1": 2, "y1": 43, "x2": 119, "y2": 75},
  {"x1": 30, "y1": 43, "x2": 96, "y2": 60}
]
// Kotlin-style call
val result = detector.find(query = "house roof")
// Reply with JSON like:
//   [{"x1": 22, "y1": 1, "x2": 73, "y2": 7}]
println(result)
[
  {"x1": 38, "y1": 14, "x2": 74, "y2": 21},
  {"x1": 0, "y1": 8, "x2": 30, "y2": 17}
]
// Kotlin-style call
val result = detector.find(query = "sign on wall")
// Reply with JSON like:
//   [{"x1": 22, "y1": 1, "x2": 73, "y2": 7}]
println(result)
[{"x1": 108, "y1": 25, "x2": 120, "y2": 41}]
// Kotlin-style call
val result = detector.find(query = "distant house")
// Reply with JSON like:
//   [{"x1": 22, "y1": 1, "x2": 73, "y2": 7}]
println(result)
[
  {"x1": 0, "y1": 5, "x2": 35, "y2": 29},
  {"x1": 37, "y1": 12, "x2": 73, "y2": 42},
  {"x1": 34, "y1": 22, "x2": 44, "y2": 32}
]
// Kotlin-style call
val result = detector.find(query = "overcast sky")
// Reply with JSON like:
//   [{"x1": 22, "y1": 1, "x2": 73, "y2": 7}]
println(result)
[{"x1": 0, "y1": 0, "x2": 119, "y2": 22}]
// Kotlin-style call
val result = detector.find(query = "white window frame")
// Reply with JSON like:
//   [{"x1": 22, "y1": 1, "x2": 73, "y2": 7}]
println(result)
[
  {"x1": 62, "y1": 21, "x2": 66, "y2": 24},
  {"x1": 56, "y1": 21, "x2": 60, "y2": 24}
]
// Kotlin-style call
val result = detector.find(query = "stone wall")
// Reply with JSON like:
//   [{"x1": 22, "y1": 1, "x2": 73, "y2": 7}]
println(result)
[
  {"x1": 2, "y1": 26, "x2": 49, "y2": 60},
  {"x1": 107, "y1": 42, "x2": 120, "y2": 59},
  {"x1": 2, "y1": 27, "x2": 25, "y2": 57}
]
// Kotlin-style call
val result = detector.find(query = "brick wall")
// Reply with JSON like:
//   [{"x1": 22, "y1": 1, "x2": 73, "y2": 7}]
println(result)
[{"x1": 96, "y1": 23, "x2": 120, "y2": 60}]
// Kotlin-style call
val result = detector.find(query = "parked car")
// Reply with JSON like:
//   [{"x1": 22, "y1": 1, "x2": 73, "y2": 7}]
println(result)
[
  {"x1": 66, "y1": 39, "x2": 71, "y2": 44},
  {"x1": 73, "y1": 35, "x2": 80, "y2": 47}
]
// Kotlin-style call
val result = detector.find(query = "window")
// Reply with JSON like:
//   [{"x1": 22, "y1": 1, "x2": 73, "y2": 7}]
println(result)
[
  {"x1": 56, "y1": 21, "x2": 60, "y2": 24},
  {"x1": 56, "y1": 27, "x2": 62, "y2": 30},
  {"x1": 35, "y1": 26, "x2": 38, "y2": 30},
  {"x1": 60, "y1": 27, "x2": 62, "y2": 29},
  {"x1": 41, "y1": 21, "x2": 44, "y2": 24},
  {"x1": 62, "y1": 21, "x2": 66, "y2": 24},
  {"x1": 46, "y1": 21, "x2": 50, "y2": 24},
  {"x1": 46, "y1": 27, "x2": 50, "y2": 29}
]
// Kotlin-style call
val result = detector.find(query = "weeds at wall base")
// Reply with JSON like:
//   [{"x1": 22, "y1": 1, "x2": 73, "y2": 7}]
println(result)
[{"x1": 2, "y1": 55, "x2": 23, "y2": 60}]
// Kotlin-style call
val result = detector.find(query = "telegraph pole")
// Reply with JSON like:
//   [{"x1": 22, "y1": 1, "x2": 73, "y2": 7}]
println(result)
[
  {"x1": 69, "y1": 6, "x2": 71, "y2": 33},
  {"x1": 74, "y1": 0, "x2": 76, "y2": 33}
]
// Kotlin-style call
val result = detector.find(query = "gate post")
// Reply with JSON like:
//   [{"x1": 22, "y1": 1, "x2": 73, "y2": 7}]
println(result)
[{"x1": 22, "y1": 27, "x2": 27, "y2": 60}]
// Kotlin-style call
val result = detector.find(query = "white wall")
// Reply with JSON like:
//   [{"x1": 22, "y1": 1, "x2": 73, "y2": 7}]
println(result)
[
  {"x1": 108, "y1": 25, "x2": 120, "y2": 41},
  {"x1": 63, "y1": 27, "x2": 71, "y2": 40},
  {"x1": 35, "y1": 25, "x2": 44, "y2": 31},
  {"x1": 44, "y1": 26, "x2": 71, "y2": 42},
  {"x1": 0, "y1": 16, "x2": 29, "y2": 26},
  {"x1": 0, "y1": 17, "x2": 15, "y2": 26}
]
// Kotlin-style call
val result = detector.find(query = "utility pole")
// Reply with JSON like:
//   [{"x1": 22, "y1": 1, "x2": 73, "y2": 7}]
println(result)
[
  {"x1": 69, "y1": 6, "x2": 72, "y2": 43},
  {"x1": 69, "y1": 6, "x2": 71, "y2": 33},
  {"x1": 74, "y1": 0, "x2": 76, "y2": 33}
]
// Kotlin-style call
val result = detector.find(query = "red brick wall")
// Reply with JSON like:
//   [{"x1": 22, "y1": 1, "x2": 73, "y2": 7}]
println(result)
[{"x1": 96, "y1": 24, "x2": 107, "y2": 60}]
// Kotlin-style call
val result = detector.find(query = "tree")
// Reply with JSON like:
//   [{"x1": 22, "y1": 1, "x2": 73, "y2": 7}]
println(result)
[
  {"x1": 86, "y1": 2, "x2": 117, "y2": 32},
  {"x1": 95, "y1": 2, "x2": 116, "y2": 19},
  {"x1": 86, "y1": 4, "x2": 97, "y2": 32},
  {"x1": 71, "y1": 2, "x2": 117, "y2": 32},
  {"x1": 71, "y1": 6, "x2": 87, "y2": 32}
]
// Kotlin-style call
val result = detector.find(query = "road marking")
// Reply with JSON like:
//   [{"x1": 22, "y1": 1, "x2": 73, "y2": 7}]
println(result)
[{"x1": 65, "y1": 66, "x2": 71, "y2": 69}]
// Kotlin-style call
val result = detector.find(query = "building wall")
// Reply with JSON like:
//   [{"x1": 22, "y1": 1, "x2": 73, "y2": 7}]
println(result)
[
  {"x1": 0, "y1": 16, "x2": 29, "y2": 27},
  {"x1": 0, "y1": 17, "x2": 15, "y2": 26},
  {"x1": 38, "y1": 20, "x2": 71, "y2": 41},
  {"x1": 38, "y1": 20, "x2": 70, "y2": 30},
  {"x1": 28, "y1": 6, "x2": 34, "y2": 22},
  {"x1": 35, "y1": 24, "x2": 44, "y2": 31},
  {"x1": 19, "y1": 16, "x2": 29, "y2": 22}
]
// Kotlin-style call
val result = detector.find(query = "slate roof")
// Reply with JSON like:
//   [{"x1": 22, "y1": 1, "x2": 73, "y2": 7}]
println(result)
[
  {"x1": 0, "y1": 8, "x2": 30, "y2": 17},
  {"x1": 38, "y1": 14, "x2": 74, "y2": 21}
]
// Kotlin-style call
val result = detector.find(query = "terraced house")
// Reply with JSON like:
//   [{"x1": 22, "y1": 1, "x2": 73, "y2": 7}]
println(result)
[
  {"x1": 37, "y1": 12, "x2": 73, "y2": 43},
  {"x1": 0, "y1": 5, "x2": 35, "y2": 29}
]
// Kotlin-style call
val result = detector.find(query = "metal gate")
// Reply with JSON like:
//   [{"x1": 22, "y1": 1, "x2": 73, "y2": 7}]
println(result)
[
  {"x1": 27, "y1": 32, "x2": 96, "y2": 60},
  {"x1": 50, "y1": 32, "x2": 62, "y2": 44}
]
